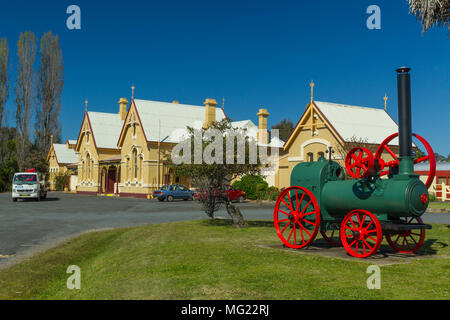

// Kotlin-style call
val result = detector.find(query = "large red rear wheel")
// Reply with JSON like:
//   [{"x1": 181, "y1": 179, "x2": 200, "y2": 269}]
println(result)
[
  {"x1": 340, "y1": 209, "x2": 382, "y2": 258},
  {"x1": 385, "y1": 217, "x2": 425, "y2": 253},
  {"x1": 274, "y1": 186, "x2": 320, "y2": 249},
  {"x1": 375, "y1": 133, "x2": 436, "y2": 189}
]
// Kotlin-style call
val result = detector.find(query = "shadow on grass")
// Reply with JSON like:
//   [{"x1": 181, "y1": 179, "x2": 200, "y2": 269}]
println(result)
[{"x1": 201, "y1": 219, "x2": 273, "y2": 228}]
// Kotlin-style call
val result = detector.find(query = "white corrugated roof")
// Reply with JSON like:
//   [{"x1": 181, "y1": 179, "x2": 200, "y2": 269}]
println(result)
[
  {"x1": 88, "y1": 111, "x2": 124, "y2": 149},
  {"x1": 67, "y1": 139, "x2": 77, "y2": 145},
  {"x1": 314, "y1": 101, "x2": 399, "y2": 145},
  {"x1": 134, "y1": 100, "x2": 227, "y2": 143},
  {"x1": 53, "y1": 144, "x2": 78, "y2": 164}
]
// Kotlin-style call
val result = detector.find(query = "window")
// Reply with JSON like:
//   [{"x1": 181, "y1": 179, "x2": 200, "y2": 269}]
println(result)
[
  {"x1": 133, "y1": 149, "x2": 138, "y2": 179},
  {"x1": 318, "y1": 152, "x2": 324, "y2": 159},
  {"x1": 437, "y1": 177, "x2": 447, "y2": 184},
  {"x1": 307, "y1": 152, "x2": 314, "y2": 162},
  {"x1": 139, "y1": 156, "x2": 143, "y2": 181},
  {"x1": 86, "y1": 154, "x2": 91, "y2": 180}
]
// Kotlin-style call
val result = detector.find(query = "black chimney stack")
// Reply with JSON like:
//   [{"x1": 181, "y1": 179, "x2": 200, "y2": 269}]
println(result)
[{"x1": 396, "y1": 67, "x2": 412, "y2": 158}]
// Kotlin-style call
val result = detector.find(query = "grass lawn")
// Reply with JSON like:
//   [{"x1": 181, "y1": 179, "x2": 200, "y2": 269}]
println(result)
[
  {"x1": 428, "y1": 201, "x2": 450, "y2": 210},
  {"x1": 0, "y1": 219, "x2": 449, "y2": 300}
]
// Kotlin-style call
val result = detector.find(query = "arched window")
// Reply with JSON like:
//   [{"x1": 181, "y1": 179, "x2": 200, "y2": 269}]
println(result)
[
  {"x1": 133, "y1": 149, "x2": 138, "y2": 179},
  {"x1": 307, "y1": 152, "x2": 314, "y2": 162},
  {"x1": 90, "y1": 160, "x2": 94, "y2": 180},
  {"x1": 86, "y1": 154, "x2": 91, "y2": 181},
  {"x1": 318, "y1": 151, "x2": 324, "y2": 159},
  {"x1": 139, "y1": 156, "x2": 143, "y2": 181}
]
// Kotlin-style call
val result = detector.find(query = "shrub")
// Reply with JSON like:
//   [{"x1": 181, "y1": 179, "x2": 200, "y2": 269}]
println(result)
[
  {"x1": 232, "y1": 175, "x2": 268, "y2": 200},
  {"x1": 55, "y1": 173, "x2": 69, "y2": 191},
  {"x1": 267, "y1": 186, "x2": 280, "y2": 201},
  {"x1": 255, "y1": 183, "x2": 268, "y2": 200}
]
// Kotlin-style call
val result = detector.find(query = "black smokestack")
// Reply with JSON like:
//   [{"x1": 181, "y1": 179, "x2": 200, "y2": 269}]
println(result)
[{"x1": 396, "y1": 67, "x2": 412, "y2": 158}]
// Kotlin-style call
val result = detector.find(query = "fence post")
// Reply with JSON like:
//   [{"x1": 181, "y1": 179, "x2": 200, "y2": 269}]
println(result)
[{"x1": 443, "y1": 182, "x2": 447, "y2": 202}]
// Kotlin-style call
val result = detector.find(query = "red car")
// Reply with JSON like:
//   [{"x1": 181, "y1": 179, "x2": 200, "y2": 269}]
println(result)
[{"x1": 194, "y1": 184, "x2": 246, "y2": 203}]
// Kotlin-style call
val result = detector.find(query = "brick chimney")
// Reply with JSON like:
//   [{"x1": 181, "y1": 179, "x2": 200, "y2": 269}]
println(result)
[
  {"x1": 203, "y1": 98, "x2": 217, "y2": 128},
  {"x1": 118, "y1": 98, "x2": 128, "y2": 121},
  {"x1": 257, "y1": 108, "x2": 269, "y2": 144}
]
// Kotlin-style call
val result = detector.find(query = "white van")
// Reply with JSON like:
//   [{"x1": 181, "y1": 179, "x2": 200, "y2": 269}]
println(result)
[{"x1": 12, "y1": 171, "x2": 47, "y2": 202}]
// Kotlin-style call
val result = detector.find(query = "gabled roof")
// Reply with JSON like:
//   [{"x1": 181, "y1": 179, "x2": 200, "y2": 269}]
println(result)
[
  {"x1": 132, "y1": 99, "x2": 227, "y2": 143},
  {"x1": 314, "y1": 101, "x2": 399, "y2": 145},
  {"x1": 284, "y1": 100, "x2": 399, "y2": 150},
  {"x1": 86, "y1": 111, "x2": 124, "y2": 149},
  {"x1": 50, "y1": 143, "x2": 78, "y2": 165}
]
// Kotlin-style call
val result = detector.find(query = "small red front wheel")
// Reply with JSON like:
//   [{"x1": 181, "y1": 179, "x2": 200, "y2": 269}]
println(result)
[
  {"x1": 273, "y1": 186, "x2": 320, "y2": 249},
  {"x1": 345, "y1": 147, "x2": 375, "y2": 179},
  {"x1": 340, "y1": 209, "x2": 382, "y2": 258},
  {"x1": 320, "y1": 229, "x2": 342, "y2": 247},
  {"x1": 385, "y1": 217, "x2": 425, "y2": 253}
]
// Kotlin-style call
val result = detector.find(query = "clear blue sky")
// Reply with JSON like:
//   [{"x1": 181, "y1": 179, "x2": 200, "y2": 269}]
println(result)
[{"x1": 1, "y1": 0, "x2": 449, "y2": 155}]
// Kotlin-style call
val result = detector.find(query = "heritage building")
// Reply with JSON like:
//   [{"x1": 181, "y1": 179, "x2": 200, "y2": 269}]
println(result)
[
  {"x1": 274, "y1": 85, "x2": 399, "y2": 189},
  {"x1": 46, "y1": 139, "x2": 78, "y2": 191},
  {"x1": 67, "y1": 95, "x2": 279, "y2": 197}
]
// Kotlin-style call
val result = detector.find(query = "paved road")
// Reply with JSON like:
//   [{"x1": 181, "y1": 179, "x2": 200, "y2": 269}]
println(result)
[
  {"x1": 0, "y1": 192, "x2": 273, "y2": 269},
  {"x1": 0, "y1": 192, "x2": 448, "y2": 270}
]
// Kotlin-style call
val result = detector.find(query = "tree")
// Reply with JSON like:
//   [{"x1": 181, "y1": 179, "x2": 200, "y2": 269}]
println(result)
[
  {"x1": 35, "y1": 31, "x2": 64, "y2": 154},
  {"x1": 271, "y1": 119, "x2": 294, "y2": 142},
  {"x1": 15, "y1": 31, "x2": 37, "y2": 171},
  {"x1": 0, "y1": 38, "x2": 9, "y2": 129},
  {"x1": 169, "y1": 119, "x2": 263, "y2": 227},
  {"x1": 0, "y1": 127, "x2": 18, "y2": 192},
  {"x1": 407, "y1": 0, "x2": 450, "y2": 36}
]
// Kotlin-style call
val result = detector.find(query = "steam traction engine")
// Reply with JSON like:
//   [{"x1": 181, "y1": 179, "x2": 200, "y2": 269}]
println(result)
[{"x1": 273, "y1": 67, "x2": 437, "y2": 258}]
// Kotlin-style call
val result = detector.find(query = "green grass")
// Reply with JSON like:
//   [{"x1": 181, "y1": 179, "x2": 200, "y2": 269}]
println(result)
[
  {"x1": 428, "y1": 201, "x2": 450, "y2": 210},
  {"x1": 0, "y1": 220, "x2": 449, "y2": 300}
]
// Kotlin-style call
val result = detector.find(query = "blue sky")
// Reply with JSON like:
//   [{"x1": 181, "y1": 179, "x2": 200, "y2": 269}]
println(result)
[{"x1": 1, "y1": 0, "x2": 449, "y2": 155}]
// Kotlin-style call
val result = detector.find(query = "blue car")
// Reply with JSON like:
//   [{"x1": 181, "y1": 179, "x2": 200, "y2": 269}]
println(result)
[{"x1": 152, "y1": 185, "x2": 194, "y2": 202}]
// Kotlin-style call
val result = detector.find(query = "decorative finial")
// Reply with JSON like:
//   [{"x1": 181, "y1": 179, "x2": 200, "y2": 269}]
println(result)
[
  {"x1": 383, "y1": 94, "x2": 388, "y2": 111},
  {"x1": 85, "y1": 99, "x2": 88, "y2": 112},
  {"x1": 310, "y1": 81, "x2": 315, "y2": 103},
  {"x1": 50, "y1": 134, "x2": 53, "y2": 146},
  {"x1": 222, "y1": 97, "x2": 225, "y2": 108},
  {"x1": 131, "y1": 85, "x2": 135, "y2": 100}
]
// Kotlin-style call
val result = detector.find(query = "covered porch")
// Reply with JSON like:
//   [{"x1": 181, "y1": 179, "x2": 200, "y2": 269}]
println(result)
[{"x1": 98, "y1": 156, "x2": 121, "y2": 195}]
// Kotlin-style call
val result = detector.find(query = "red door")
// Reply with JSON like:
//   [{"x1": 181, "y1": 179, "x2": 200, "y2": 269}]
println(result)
[{"x1": 107, "y1": 169, "x2": 116, "y2": 193}]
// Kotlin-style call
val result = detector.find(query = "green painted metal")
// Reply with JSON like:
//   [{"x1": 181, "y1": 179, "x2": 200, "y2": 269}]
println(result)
[{"x1": 289, "y1": 155, "x2": 429, "y2": 228}]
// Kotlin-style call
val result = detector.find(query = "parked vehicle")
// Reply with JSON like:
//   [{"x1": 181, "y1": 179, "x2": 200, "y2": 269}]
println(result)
[
  {"x1": 12, "y1": 169, "x2": 47, "y2": 202},
  {"x1": 152, "y1": 185, "x2": 194, "y2": 201},
  {"x1": 193, "y1": 184, "x2": 246, "y2": 203}
]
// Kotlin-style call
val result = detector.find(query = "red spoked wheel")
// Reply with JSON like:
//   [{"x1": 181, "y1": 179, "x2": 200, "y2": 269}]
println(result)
[
  {"x1": 345, "y1": 147, "x2": 375, "y2": 179},
  {"x1": 274, "y1": 186, "x2": 320, "y2": 249},
  {"x1": 385, "y1": 217, "x2": 425, "y2": 253},
  {"x1": 320, "y1": 229, "x2": 342, "y2": 246},
  {"x1": 375, "y1": 133, "x2": 436, "y2": 188},
  {"x1": 340, "y1": 209, "x2": 382, "y2": 258}
]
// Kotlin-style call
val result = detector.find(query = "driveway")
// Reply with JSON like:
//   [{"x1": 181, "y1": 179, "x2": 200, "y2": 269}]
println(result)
[{"x1": 0, "y1": 192, "x2": 448, "y2": 270}]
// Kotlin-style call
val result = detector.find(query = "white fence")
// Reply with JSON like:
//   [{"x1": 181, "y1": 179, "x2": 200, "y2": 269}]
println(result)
[{"x1": 434, "y1": 183, "x2": 450, "y2": 202}]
